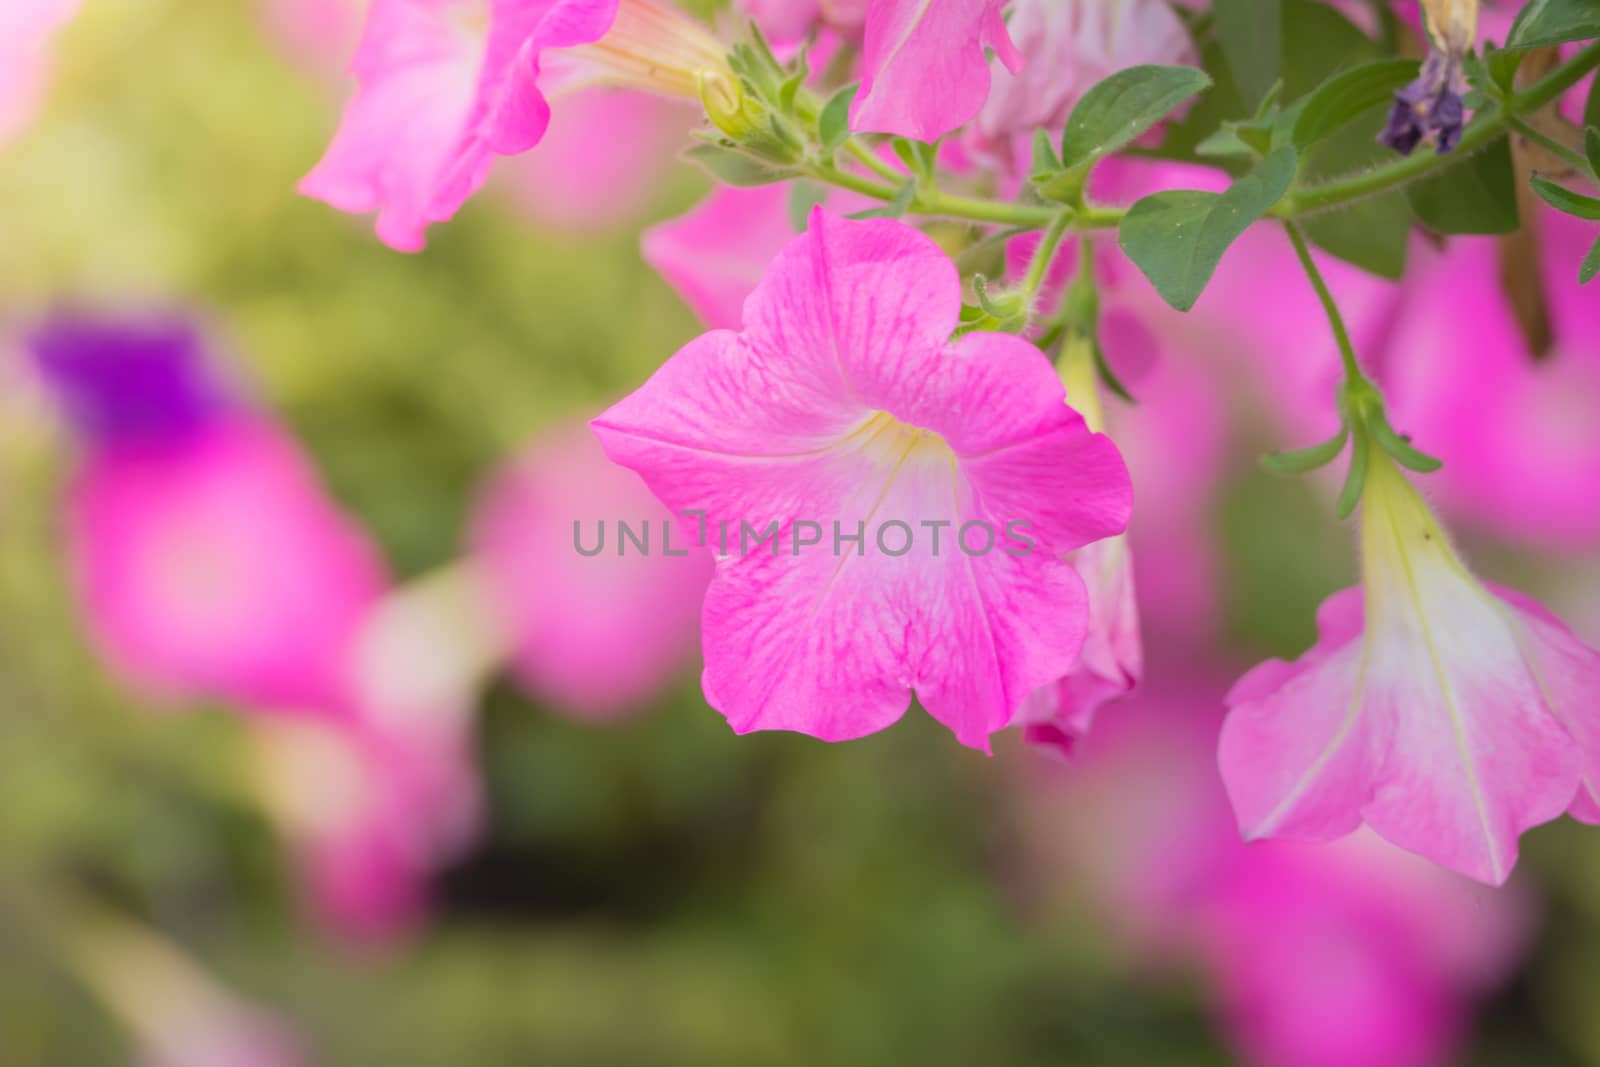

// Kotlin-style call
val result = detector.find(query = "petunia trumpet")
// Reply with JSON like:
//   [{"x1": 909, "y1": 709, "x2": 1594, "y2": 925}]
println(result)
[
  {"x1": 301, "y1": 0, "x2": 735, "y2": 250},
  {"x1": 1220, "y1": 449, "x2": 1600, "y2": 885},
  {"x1": 595, "y1": 209, "x2": 1132, "y2": 750}
]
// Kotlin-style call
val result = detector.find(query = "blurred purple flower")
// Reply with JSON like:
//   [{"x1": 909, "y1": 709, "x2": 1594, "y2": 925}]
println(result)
[{"x1": 29, "y1": 313, "x2": 389, "y2": 713}]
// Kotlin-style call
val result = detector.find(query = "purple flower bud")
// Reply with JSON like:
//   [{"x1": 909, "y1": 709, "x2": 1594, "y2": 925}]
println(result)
[
  {"x1": 27, "y1": 314, "x2": 237, "y2": 448},
  {"x1": 1379, "y1": 52, "x2": 1468, "y2": 157}
]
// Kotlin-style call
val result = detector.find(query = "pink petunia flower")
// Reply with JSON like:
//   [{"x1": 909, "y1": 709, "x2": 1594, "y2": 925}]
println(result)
[
  {"x1": 972, "y1": 0, "x2": 1195, "y2": 170},
  {"x1": 469, "y1": 420, "x2": 713, "y2": 717},
  {"x1": 1219, "y1": 450, "x2": 1600, "y2": 885},
  {"x1": 594, "y1": 209, "x2": 1131, "y2": 750},
  {"x1": 849, "y1": 0, "x2": 1023, "y2": 142},
  {"x1": 0, "y1": 0, "x2": 81, "y2": 146},
  {"x1": 301, "y1": 0, "x2": 734, "y2": 251},
  {"x1": 30, "y1": 316, "x2": 389, "y2": 714}
]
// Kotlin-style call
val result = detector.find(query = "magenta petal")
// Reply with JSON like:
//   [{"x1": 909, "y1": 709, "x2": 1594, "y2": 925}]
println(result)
[
  {"x1": 68, "y1": 419, "x2": 389, "y2": 713},
  {"x1": 850, "y1": 0, "x2": 1018, "y2": 141}
]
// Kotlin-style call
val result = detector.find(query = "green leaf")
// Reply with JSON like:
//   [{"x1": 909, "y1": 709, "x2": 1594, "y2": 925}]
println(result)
[
  {"x1": 1587, "y1": 76, "x2": 1600, "y2": 134},
  {"x1": 1262, "y1": 428, "x2": 1350, "y2": 474},
  {"x1": 1029, "y1": 129, "x2": 1062, "y2": 180},
  {"x1": 1118, "y1": 147, "x2": 1298, "y2": 311},
  {"x1": 1507, "y1": 0, "x2": 1600, "y2": 49},
  {"x1": 1216, "y1": 0, "x2": 1283, "y2": 108},
  {"x1": 684, "y1": 143, "x2": 800, "y2": 187},
  {"x1": 1292, "y1": 60, "x2": 1419, "y2": 150},
  {"x1": 1530, "y1": 176, "x2": 1600, "y2": 219},
  {"x1": 818, "y1": 85, "x2": 857, "y2": 155},
  {"x1": 847, "y1": 181, "x2": 915, "y2": 220},
  {"x1": 1406, "y1": 138, "x2": 1520, "y2": 234},
  {"x1": 786, "y1": 182, "x2": 827, "y2": 232},
  {"x1": 1195, "y1": 126, "x2": 1258, "y2": 158},
  {"x1": 1587, "y1": 125, "x2": 1600, "y2": 177},
  {"x1": 1582, "y1": 234, "x2": 1600, "y2": 284},
  {"x1": 891, "y1": 138, "x2": 937, "y2": 180},
  {"x1": 1058, "y1": 65, "x2": 1213, "y2": 170},
  {"x1": 1483, "y1": 42, "x2": 1525, "y2": 97}
]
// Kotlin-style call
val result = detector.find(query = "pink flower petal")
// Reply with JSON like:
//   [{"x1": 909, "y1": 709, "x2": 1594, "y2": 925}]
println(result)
[{"x1": 850, "y1": 0, "x2": 1021, "y2": 141}]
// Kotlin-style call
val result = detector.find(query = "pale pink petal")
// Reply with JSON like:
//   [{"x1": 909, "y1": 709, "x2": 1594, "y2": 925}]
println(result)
[
  {"x1": 1220, "y1": 578, "x2": 1585, "y2": 885},
  {"x1": 850, "y1": 0, "x2": 1021, "y2": 141}
]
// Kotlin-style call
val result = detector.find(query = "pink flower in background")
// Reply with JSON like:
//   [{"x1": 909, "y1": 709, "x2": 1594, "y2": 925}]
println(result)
[
  {"x1": 850, "y1": 0, "x2": 1023, "y2": 142},
  {"x1": 645, "y1": 183, "x2": 877, "y2": 329},
  {"x1": 595, "y1": 209, "x2": 1131, "y2": 749},
  {"x1": 643, "y1": 184, "x2": 806, "y2": 330},
  {"x1": 259, "y1": 0, "x2": 363, "y2": 74},
  {"x1": 502, "y1": 89, "x2": 694, "y2": 232},
  {"x1": 738, "y1": 0, "x2": 865, "y2": 45},
  {"x1": 1379, "y1": 207, "x2": 1600, "y2": 551},
  {"x1": 1019, "y1": 681, "x2": 1533, "y2": 1067},
  {"x1": 302, "y1": 0, "x2": 732, "y2": 250},
  {"x1": 0, "y1": 0, "x2": 81, "y2": 146},
  {"x1": 1220, "y1": 453, "x2": 1600, "y2": 885},
  {"x1": 973, "y1": 0, "x2": 1195, "y2": 168},
  {"x1": 470, "y1": 421, "x2": 713, "y2": 717},
  {"x1": 30, "y1": 316, "x2": 388, "y2": 714},
  {"x1": 251, "y1": 699, "x2": 481, "y2": 943}
]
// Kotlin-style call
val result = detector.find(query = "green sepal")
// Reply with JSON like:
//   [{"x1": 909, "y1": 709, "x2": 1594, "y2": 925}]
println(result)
[
  {"x1": 1261, "y1": 428, "x2": 1350, "y2": 474},
  {"x1": 1337, "y1": 428, "x2": 1371, "y2": 519},
  {"x1": 1370, "y1": 416, "x2": 1443, "y2": 473}
]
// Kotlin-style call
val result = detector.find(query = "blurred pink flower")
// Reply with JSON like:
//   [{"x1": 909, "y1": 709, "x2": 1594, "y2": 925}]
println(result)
[
  {"x1": 259, "y1": 0, "x2": 363, "y2": 74},
  {"x1": 0, "y1": 0, "x2": 81, "y2": 146},
  {"x1": 595, "y1": 209, "x2": 1131, "y2": 749},
  {"x1": 1379, "y1": 208, "x2": 1600, "y2": 551},
  {"x1": 302, "y1": 0, "x2": 731, "y2": 250},
  {"x1": 67, "y1": 420, "x2": 389, "y2": 713},
  {"x1": 850, "y1": 0, "x2": 1023, "y2": 141},
  {"x1": 643, "y1": 184, "x2": 803, "y2": 330},
  {"x1": 737, "y1": 0, "x2": 865, "y2": 44},
  {"x1": 469, "y1": 421, "x2": 713, "y2": 717},
  {"x1": 1020, "y1": 679, "x2": 1533, "y2": 1067},
  {"x1": 252, "y1": 688, "x2": 481, "y2": 942},
  {"x1": 972, "y1": 0, "x2": 1194, "y2": 169},
  {"x1": 1219, "y1": 454, "x2": 1600, "y2": 885},
  {"x1": 501, "y1": 89, "x2": 694, "y2": 232},
  {"x1": 29, "y1": 316, "x2": 389, "y2": 714},
  {"x1": 644, "y1": 182, "x2": 878, "y2": 329}
]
